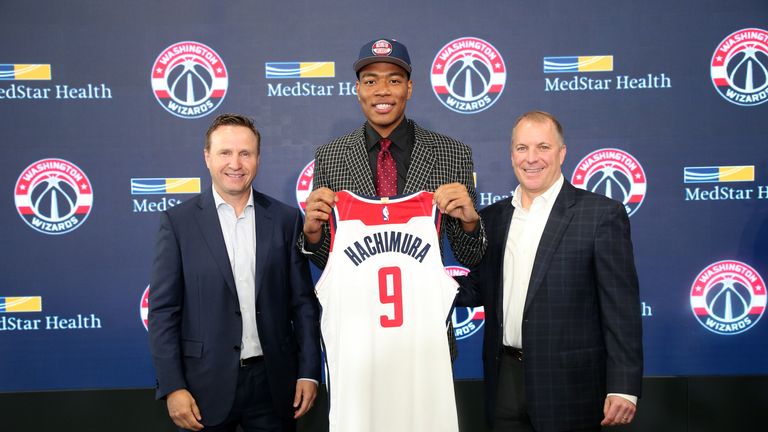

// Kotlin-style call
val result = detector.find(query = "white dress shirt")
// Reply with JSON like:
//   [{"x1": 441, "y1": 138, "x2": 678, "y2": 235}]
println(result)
[
  {"x1": 212, "y1": 187, "x2": 263, "y2": 360},
  {"x1": 502, "y1": 175, "x2": 563, "y2": 349}
]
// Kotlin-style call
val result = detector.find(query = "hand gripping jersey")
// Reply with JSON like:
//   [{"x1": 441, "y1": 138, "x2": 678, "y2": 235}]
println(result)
[{"x1": 316, "y1": 190, "x2": 459, "y2": 432}]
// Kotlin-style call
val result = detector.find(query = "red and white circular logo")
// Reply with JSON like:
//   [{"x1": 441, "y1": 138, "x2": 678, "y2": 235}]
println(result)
[
  {"x1": 445, "y1": 266, "x2": 485, "y2": 340},
  {"x1": 691, "y1": 260, "x2": 766, "y2": 335},
  {"x1": 711, "y1": 28, "x2": 768, "y2": 106},
  {"x1": 14, "y1": 158, "x2": 93, "y2": 235},
  {"x1": 151, "y1": 41, "x2": 228, "y2": 119},
  {"x1": 431, "y1": 37, "x2": 506, "y2": 114},
  {"x1": 295, "y1": 160, "x2": 315, "y2": 213},
  {"x1": 571, "y1": 148, "x2": 646, "y2": 217},
  {"x1": 372, "y1": 40, "x2": 393, "y2": 56},
  {"x1": 140, "y1": 285, "x2": 150, "y2": 331}
]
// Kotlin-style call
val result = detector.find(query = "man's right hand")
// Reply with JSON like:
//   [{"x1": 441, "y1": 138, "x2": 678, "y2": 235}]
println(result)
[
  {"x1": 303, "y1": 187, "x2": 336, "y2": 245},
  {"x1": 166, "y1": 389, "x2": 204, "y2": 431}
]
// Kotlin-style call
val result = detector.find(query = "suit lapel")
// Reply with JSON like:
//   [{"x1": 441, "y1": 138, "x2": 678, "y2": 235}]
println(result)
[
  {"x1": 344, "y1": 126, "x2": 376, "y2": 196},
  {"x1": 404, "y1": 123, "x2": 435, "y2": 193},
  {"x1": 495, "y1": 201, "x2": 515, "y2": 326},
  {"x1": 252, "y1": 190, "x2": 272, "y2": 301},
  {"x1": 524, "y1": 181, "x2": 576, "y2": 314},
  {"x1": 195, "y1": 190, "x2": 237, "y2": 296}
]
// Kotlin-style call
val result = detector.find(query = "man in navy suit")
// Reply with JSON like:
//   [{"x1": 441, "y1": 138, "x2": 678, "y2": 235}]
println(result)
[
  {"x1": 149, "y1": 113, "x2": 320, "y2": 431},
  {"x1": 459, "y1": 111, "x2": 643, "y2": 431}
]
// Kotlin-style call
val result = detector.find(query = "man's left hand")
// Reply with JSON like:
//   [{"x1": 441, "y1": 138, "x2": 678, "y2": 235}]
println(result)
[
  {"x1": 601, "y1": 395, "x2": 636, "y2": 426},
  {"x1": 433, "y1": 183, "x2": 480, "y2": 232},
  {"x1": 293, "y1": 379, "x2": 318, "y2": 419}
]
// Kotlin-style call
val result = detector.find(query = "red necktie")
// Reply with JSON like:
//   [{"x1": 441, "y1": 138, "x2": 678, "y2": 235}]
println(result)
[{"x1": 376, "y1": 138, "x2": 397, "y2": 197}]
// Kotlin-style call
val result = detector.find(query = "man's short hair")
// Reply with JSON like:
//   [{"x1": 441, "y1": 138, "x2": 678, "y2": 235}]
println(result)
[
  {"x1": 205, "y1": 113, "x2": 261, "y2": 153},
  {"x1": 512, "y1": 111, "x2": 565, "y2": 145}
]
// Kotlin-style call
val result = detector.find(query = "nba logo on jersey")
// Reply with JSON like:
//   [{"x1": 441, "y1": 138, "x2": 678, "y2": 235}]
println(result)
[{"x1": 316, "y1": 190, "x2": 460, "y2": 432}]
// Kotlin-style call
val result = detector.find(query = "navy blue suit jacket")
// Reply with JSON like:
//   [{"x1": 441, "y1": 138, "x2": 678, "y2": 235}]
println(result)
[
  {"x1": 148, "y1": 188, "x2": 320, "y2": 426},
  {"x1": 459, "y1": 181, "x2": 643, "y2": 432}
]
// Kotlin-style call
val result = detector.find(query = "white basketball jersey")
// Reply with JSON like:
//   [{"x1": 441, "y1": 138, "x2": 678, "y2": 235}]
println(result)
[{"x1": 316, "y1": 190, "x2": 459, "y2": 432}]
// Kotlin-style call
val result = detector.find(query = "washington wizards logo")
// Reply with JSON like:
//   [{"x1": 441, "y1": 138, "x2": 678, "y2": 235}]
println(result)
[
  {"x1": 431, "y1": 37, "x2": 506, "y2": 114},
  {"x1": 151, "y1": 41, "x2": 228, "y2": 119},
  {"x1": 711, "y1": 28, "x2": 768, "y2": 106},
  {"x1": 140, "y1": 285, "x2": 150, "y2": 331},
  {"x1": 690, "y1": 260, "x2": 766, "y2": 335},
  {"x1": 446, "y1": 266, "x2": 485, "y2": 340},
  {"x1": 571, "y1": 148, "x2": 646, "y2": 217},
  {"x1": 14, "y1": 158, "x2": 93, "y2": 235},
  {"x1": 295, "y1": 160, "x2": 315, "y2": 213}
]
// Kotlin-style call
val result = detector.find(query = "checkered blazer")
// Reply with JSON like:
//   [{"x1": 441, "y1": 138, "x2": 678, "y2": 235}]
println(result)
[
  {"x1": 300, "y1": 119, "x2": 487, "y2": 269},
  {"x1": 458, "y1": 181, "x2": 643, "y2": 431}
]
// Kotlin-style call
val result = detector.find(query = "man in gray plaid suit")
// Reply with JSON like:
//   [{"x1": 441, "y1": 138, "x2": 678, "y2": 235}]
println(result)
[
  {"x1": 458, "y1": 111, "x2": 643, "y2": 432},
  {"x1": 299, "y1": 38, "x2": 487, "y2": 359}
]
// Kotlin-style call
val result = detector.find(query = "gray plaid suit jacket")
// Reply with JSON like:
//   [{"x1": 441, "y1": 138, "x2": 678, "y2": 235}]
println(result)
[
  {"x1": 458, "y1": 180, "x2": 643, "y2": 432},
  {"x1": 299, "y1": 119, "x2": 486, "y2": 269}
]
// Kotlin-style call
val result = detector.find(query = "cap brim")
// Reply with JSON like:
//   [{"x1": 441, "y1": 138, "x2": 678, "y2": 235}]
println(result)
[{"x1": 353, "y1": 57, "x2": 412, "y2": 74}]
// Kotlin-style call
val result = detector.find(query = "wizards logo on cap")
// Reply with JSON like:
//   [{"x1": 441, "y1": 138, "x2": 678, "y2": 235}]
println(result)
[{"x1": 372, "y1": 40, "x2": 393, "y2": 56}]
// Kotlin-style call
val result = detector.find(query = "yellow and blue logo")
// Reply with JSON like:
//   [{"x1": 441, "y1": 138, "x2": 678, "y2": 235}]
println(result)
[
  {"x1": 0, "y1": 64, "x2": 52, "y2": 80},
  {"x1": 0, "y1": 296, "x2": 42, "y2": 312},
  {"x1": 684, "y1": 166, "x2": 755, "y2": 183},
  {"x1": 543, "y1": 56, "x2": 613, "y2": 73},
  {"x1": 131, "y1": 178, "x2": 201, "y2": 195},
  {"x1": 265, "y1": 62, "x2": 335, "y2": 79}
]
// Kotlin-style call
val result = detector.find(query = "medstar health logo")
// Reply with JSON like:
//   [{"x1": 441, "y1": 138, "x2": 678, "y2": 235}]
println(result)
[
  {"x1": 571, "y1": 148, "x2": 646, "y2": 217},
  {"x1": 690, "y1": 260, "x2": 766, "y2": 335},
  {"x1": 711, "y1": 28, "x2": 768, "y2": 106},
  {"x1": 431, "y1": 37, "x2": 506, "y2": 114},
  {"x1": 14, "y1": 158, "x2": 93, "y2": 234},
  {"x1": 151, "y1": 41, "x2": 228, "y2": 118}
]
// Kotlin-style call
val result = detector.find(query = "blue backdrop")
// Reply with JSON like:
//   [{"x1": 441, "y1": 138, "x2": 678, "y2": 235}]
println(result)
[{"x1": 1, "y1": 0, "x2": 767, "y2": 392}]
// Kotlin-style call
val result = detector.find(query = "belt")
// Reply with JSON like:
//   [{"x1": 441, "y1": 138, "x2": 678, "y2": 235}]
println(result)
[
  {"x1": 240, "y1": 356, "x2": 263, "y2": 367},
  {"x1": 502, "y1": 346, "x2": 523, "y2": 362}
]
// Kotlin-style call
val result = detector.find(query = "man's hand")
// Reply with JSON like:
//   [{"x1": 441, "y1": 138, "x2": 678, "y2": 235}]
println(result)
[
  {"x1": 433, "y1": 183, "x2": 480, "y2": 232},
  {"x1": 293, "y1": 379, "x2": 318, "y2": 419},
  {"x1": 303, "y1": 187, "x2": 336, "y2": 244},
  {"x1": 601, "y1": 394, "x2": 636, "y2": 426},
  {"x1": 166, "y1": 389, "x2": 204, "y2": 431}
]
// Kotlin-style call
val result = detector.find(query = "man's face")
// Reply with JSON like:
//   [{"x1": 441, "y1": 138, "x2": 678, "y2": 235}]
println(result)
[
  {"x1": 205, "y1": 125, "x2": 260, "y2": 201},
  {"x1": 355, "y1": 62, "x2": 412, "y2": 137},
  {"x1": 511, "y1": 119, "x2": 566, "y2": 200}
]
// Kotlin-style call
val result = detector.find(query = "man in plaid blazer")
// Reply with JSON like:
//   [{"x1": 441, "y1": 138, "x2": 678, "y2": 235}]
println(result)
[
  {"x1": 459, "y1": 111, "x2": 642, "y2": 431},
  {"x1": 299, "y1": 38, "x2": 487, "y2": 362},
  {"x1": 300, "y1": 38, "x2": 486, "y2": 270}
]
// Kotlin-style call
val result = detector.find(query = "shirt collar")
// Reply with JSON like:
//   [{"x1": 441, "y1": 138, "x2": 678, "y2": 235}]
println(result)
[
  {"x1": 212, "y1": 186, "x2": 254, "y2": 210},
  {"x1": 365, "y1": 117, "x2": 410, "y2": 153},
  {"x1": 511, "y1": 174, "x2": 564, "y2": 210}
]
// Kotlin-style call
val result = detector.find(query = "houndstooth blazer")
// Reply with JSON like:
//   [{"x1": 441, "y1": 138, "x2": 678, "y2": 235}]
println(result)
[{"x1": 299, "y1": 119, "x2": 487, "y2": 269}]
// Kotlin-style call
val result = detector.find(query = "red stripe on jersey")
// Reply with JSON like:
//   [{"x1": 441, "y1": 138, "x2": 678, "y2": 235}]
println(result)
[{"x1": 335, "y1": 191, "x2": 434, "y2": 226}]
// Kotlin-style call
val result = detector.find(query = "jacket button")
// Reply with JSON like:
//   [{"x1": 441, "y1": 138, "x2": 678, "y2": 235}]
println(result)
[
  {"x1": 235, "y1": 311, "x2": 242, "y2": 316},
  {"x1": 233, "y1": 345, "x2": 241, "y2": 351}
]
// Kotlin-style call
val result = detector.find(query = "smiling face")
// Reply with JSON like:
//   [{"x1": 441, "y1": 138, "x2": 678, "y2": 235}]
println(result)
[
  {"x1": 511, "y1": 118, "x2": 566, "y2": 207},
  {"x1": 204, "y1": 125, "x2": 260, "y2": 205},
  {"x1": 355, "y1": 62, "x2": 412, "y2": 137}
]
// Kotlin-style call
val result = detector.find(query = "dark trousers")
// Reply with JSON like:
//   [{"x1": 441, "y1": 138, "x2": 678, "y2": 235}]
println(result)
[
  {"x1": 494, "y1": 350, "x2": 600, "y2": 432},
  {"x1": 184, "y1": 358, "x2": 294, "y2": 432}
]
